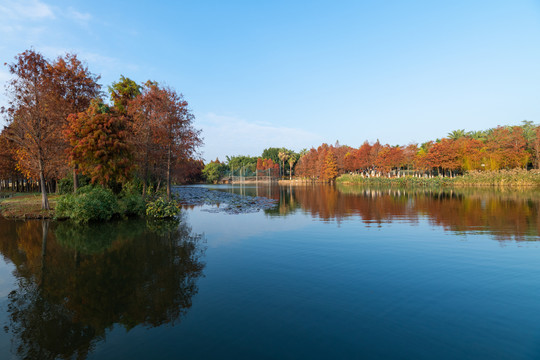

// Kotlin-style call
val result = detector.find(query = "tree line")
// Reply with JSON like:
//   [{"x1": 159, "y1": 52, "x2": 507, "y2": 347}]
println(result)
[
  {"x1": 201, "y1": 122, "x2": 539, "y2": 183},
  {"x1": 202, "y1": 147, "x2": 304, "y2": 183},
  {"x1": 295, "y1": 123, "x2": 539, "y2": 181},
  {"x1": 0, "y1": 50, "x2": 202, "y2": 209}
]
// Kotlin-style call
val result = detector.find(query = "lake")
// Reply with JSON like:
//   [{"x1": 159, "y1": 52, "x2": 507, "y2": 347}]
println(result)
[{"x1": 1, "y1": 184, "x2": 539, "y2": 359}]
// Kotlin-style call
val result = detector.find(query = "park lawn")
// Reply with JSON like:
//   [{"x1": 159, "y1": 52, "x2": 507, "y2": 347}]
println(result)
[{"x1": 0, "y1": 193, "x2": 58, "y2": 219}]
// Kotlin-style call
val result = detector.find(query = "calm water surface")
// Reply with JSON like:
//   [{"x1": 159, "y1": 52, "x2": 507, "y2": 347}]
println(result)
[{"x1": 1, "y1": 184, "x2": 540, "y2": 359}]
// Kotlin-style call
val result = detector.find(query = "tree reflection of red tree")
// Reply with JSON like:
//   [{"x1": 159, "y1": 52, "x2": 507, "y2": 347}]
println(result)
[{"x1": 268, "y1": 185, "x2": 540, "y2": 241}]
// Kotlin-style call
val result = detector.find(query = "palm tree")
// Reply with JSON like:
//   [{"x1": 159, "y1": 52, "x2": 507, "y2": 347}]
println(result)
[
  {"x1": 288, "y1": 154, "x2": 297, "y2": 180},
  {"x1": 448, "y1": 129, "x2": 466, "y2": 140},
  {"x1": 467, "y1": 130, "x2": 487, "y2": 142},
  {"x1": 278, "y1": 150, "x2": 290, "y2": 178}
]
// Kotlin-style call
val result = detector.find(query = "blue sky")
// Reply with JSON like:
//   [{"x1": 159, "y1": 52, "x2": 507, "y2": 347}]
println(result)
[{"x1": 1, "y1": 0, "x2": 539, "y2": 161}]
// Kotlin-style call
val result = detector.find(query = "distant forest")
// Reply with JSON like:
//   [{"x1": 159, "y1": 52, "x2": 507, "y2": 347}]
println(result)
[{"x1": 205, "y1": 122, "x2": 539, "y2": 182}]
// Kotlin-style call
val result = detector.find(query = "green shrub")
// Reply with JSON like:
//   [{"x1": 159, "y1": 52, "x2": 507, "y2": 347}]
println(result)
[
  {"x1": 57, "y1": 175, "x2": 90, "y2": 194},
  {"x1": 146, "y1": 197, "x2": 181, "y2": 218},
  {"x1": 120, "y1": 179, "x2": 144, "y2": 196},
  {"x1": 118, "y1": 193, "x2": 146, "y2": 217},
  {"x1": 55, "y1": 186, "x2": 120, "y2": 223},
  {"x1": 116, "y1": 179, "x2": 146, "y2": 217}
]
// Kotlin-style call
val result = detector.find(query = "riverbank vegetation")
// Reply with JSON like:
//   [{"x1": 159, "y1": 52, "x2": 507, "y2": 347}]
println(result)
[
  {"x1": 0, "y1": 49, "x2": 203, "y2": 219},
  {"x1": 203, "y1": 122, "x2": 540, "y2": 185},
  {"x1": 337, "y1": 169, "x2": 540, "y2": 187},
  {"x1": 202, "y1": 148, "x2": 297, "y2": 183},
  {"x1": 295, "y1": 123, "x2": 539, "y2": 182}
]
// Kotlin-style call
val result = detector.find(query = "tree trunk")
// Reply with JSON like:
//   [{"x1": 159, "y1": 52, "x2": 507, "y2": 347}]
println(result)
[
  {"x1": 166, "y1": 144, "x2": 172, "y2": 201},
  {"x1": 38, "y1": 158, "x2": 50, "y2": 210},
  {"x1": 73, "y1": 166, "x2": 78, "y2": 193},
  {"x1": 142, "y1": 136, "x2": 150, "y2": 198},
  {"x1": 289, "y1": 163, "x2": 292, "y2": 180}
]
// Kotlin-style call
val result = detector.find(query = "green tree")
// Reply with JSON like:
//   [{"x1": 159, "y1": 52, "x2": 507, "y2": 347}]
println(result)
[
  {"x1": 448, "y1": 129, "x2": 466, "y2": 140},
  {"x1": 225, "y1": 155, "x2": 258, "y2": 175},
  {"x1": 108, "y1": 75, "x2": 141, "y2": 115},
  {"x1": 202, "y1": 160, "x2": 226, "y2": 183},
  {"x1": 288, "y1": 154, "x2": 297, "y2": 180},
  {"x1": 278, "y1": 149, "x2": 291, "y2": 177},
  {"x1": 261, "y1": 147, "x2": 281, "y2": 165}
]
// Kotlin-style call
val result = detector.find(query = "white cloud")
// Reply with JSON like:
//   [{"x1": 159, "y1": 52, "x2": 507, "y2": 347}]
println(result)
[
  {"x1": 197, "y1": 113, "x2": 323, "y2": 161},
  {"x1": 0, "y1": 0, "x2": 55, "y2": 20},
  {"x1": 67, "y1": 7, "x2": 91, "y2": 23}
]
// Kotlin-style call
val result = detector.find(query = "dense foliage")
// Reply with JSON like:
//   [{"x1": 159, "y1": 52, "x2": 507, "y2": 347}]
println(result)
[
  {"x1": 202, "y1": 159, "x2": 227, "y2": 183},
  {"x1": 64, "y1": 101, "x2": 134, "y2": 189},
  {"x1": 295, "y1": 123, "x2": 540, "y2": 181},
  {"x1": 55, "y1": 186, "x2": 121, "y2": 223},
  {"x1": 1, "y1": 49, "x2": 203, "y2": 209},
  {"x1": 146, "y1": 197, "x2": 181, "y2": 218}
]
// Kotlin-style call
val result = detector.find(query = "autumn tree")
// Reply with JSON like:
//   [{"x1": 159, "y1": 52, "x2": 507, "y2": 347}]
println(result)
[
  {"x1": 414, "y1": 141, "x2": 433, "y2": 175},
  {"x1": 129, "y1": 82, "x2": 166, "y2": 196},
  {"x1": 458, "y1": 137, "x2": 485, "y2": 171},
  {"x1": 257, "y1": 158, "x2": 279, "y2": 177},
  {"x1": 485, "y1": 126, "x2": 529, "y2": 170},
  {"x1": 322, "y1": 150, "x2": 338, "y2": 181},
  {"x1": 2, "y1": 50, "x2": 62, "y2": 209},
  {"x1": 64, "y1": 101, "x2": 134, "y2": 189},
  {"x1": 375, "y1": 145, "x2": 404, "y2": 176},
  {"x1": 129, "y1": 82, "x2": 201, "y2": 199},
  {"x1": 402, "y1": 144, "x2": 418, "y2": 173},
  {"x1": 158, "y1": 87, "x2": 202, "y2": 200},
  {"x1": 50, "y1": 53, "x2": 101, "y2": 191},
  {"x1": 427, "y1": 139, "x2": 461, "y2": 176},
  {"x1": 0, "y1": 130, "x2": 20, "y2": 189}
]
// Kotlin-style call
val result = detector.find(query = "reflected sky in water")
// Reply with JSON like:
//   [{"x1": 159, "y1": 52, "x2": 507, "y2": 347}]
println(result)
[{"x1": 1, "y1": 185, "x2": 540, "y2": 359}]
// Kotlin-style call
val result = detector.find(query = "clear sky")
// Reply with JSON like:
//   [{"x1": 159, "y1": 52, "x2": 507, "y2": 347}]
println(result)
[{"x1": 1, "y1": 0, "x2": 539, "y2": 161}]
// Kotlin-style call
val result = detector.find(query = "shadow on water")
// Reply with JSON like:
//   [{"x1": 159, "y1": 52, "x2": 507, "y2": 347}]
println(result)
[
  {"x1": 0, "y1": 215, "x2": 205, "y2": 360},
  {"x1": 211, "y1": 183, "x2": 540, "y2": 241}
]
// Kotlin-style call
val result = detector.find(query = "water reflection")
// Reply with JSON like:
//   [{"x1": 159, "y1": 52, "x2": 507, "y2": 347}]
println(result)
[
  {"x1": 0, "y1": 217, "x2": 205, "y2": 360},
  {"x1": 212, "y1": 183, "x2": 540, "y2": 240}
]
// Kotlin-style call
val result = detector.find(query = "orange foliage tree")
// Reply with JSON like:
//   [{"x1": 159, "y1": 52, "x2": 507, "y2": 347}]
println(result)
[
  {"x1": 64, "y1": 101, "x2": 134, "y2": 189},
  {"x1": 3, "y1": 50, "x2": 62, "y2": 209}
]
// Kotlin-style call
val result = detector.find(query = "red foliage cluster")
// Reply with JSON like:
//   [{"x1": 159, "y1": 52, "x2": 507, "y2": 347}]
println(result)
[
  {"x1": 295, "y1": 125, "x2": 537, "y2": 180},
  {"x1": 295, "y1": 144, "x2": 349, "y2": 181},
  {"x1": 256, "y1": 158, "x2": 279, "y2": 171},
  {"x1": 256, "y1": 158, "x2": 279, "y2": 177},
  {"x1": 64, "y1": 102, "x2": 134, "y2": 187}
]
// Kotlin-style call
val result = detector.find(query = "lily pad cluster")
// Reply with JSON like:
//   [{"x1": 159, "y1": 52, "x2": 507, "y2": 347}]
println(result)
[{"x1": 174, "y1": 186, "x2": 277, "y2": 214}]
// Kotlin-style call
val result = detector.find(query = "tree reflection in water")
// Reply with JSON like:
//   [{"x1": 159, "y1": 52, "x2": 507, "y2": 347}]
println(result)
[
  {"x1": 1, "y1": 216, "x2": 205, "y2": 360},
  {"x1": 240, "y1": 183, "x2": 539, "y2": 241}
]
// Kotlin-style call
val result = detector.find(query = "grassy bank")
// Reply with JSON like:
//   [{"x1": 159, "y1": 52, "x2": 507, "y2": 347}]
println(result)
[
  {"x1": 0, "y1": 193, "x2": 58, "y2": 219},
  {"x1": 337, "y1": 169, "x2": 540, "y2": 187},
  {"x1": 1, "y1": 186, "x2": 180, "y2": 222}
]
